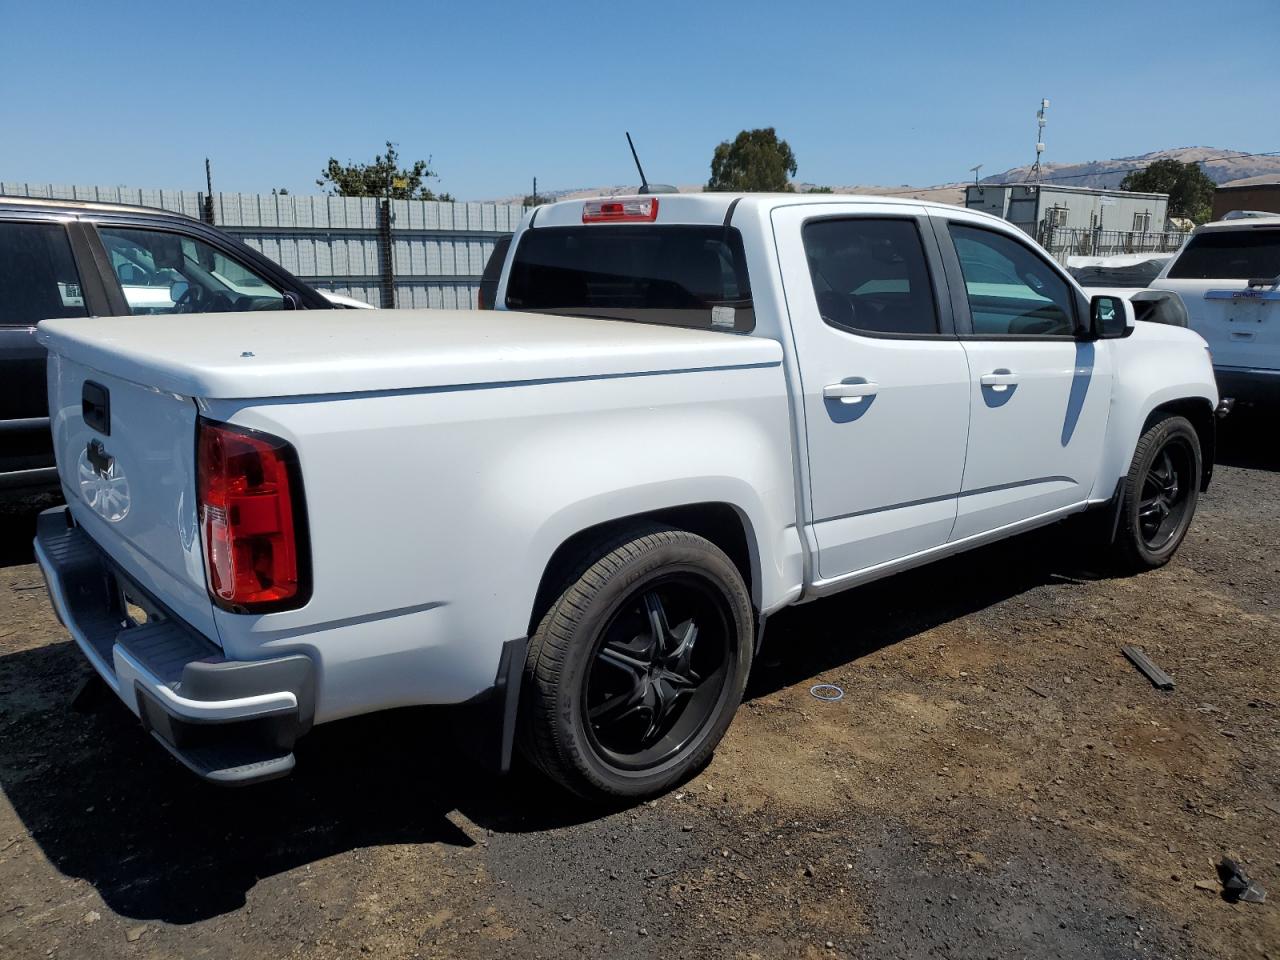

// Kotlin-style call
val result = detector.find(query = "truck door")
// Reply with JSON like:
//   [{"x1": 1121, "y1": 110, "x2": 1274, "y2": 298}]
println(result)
[
  {"x1": 932, "y1": 211, "x2": 1113, "y2": 541},
  {"x1": 772, "y1": 204, "x2": 971, "y2": 582}
]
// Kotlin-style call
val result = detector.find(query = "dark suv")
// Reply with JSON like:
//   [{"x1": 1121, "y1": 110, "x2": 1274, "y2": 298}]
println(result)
[{"x1": 0, "y1": 196, "x2": 331, "y2": 492}]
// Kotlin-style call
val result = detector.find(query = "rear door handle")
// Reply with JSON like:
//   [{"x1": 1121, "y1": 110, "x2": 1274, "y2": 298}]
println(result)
[
  {"x1": 823, "y1": 380, "x2": 878, "y2": 402},
  {"x1": 980, "y1": 370, "x2": 1018, "y2": 390}
]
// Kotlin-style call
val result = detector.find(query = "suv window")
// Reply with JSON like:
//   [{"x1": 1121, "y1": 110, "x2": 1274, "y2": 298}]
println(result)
[
  {"x1": 505, "y1": 225, "x2": 754, "y2": 332},
  {"x1": 98, "y1": 226, "x2": 285, "y2": 315},
  {"x1": 478, "y1": 233, "x2": 512, "y2": 310},
  {"x1": 0, "y1": 222, "x2": 89, "y2": 326},
  {"x1": 802, "y1": 218, "x2": 939, "y2": 335},
  {"x1": 949, "y1": 224, "x2": 1075, "y2": 336},
  {"x1": 1166, "y1": 229, "x2": 1280, "y2": 280}
]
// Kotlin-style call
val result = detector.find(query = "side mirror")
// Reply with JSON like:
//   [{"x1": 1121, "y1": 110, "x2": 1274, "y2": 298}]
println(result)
[
  {"x1": 1088, "y1": 294, "x2": 1134, "y2": 339},
  {"x1": 169, "y1": 280, "x2": 189, "y2": 305}
]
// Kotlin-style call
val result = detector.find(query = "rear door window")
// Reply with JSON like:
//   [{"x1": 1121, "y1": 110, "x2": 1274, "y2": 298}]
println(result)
[
  {"x1": 1167, "y1": 229, "x2": 1280, "y2": 280},
  {"x1": 505, "y1": 225, "x2": 754, "y2": 331},
  {"x1": 802, "y1": 217, "x2": 940, "y2": 335},
  {"x1": 0, "y1": 221, "x2": 89, "y2": 326}
]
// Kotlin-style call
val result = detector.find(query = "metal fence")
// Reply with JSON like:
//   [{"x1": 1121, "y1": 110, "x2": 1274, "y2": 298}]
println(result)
[
  {"x1": 0, "y1": 182, "x2": 527, "y2": 309},
  {"x1": 1040, "y1": 225, "x2": 1188, "y2": 263}
]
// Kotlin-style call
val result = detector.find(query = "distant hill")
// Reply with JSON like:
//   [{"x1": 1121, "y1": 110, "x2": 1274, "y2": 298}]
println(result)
[
  {"x1": 980, "y1": 146, "x2": 1280, "y2": 189},
  {"x1": 486, "y1": 147, "x2": 1280, "y2": 206}
]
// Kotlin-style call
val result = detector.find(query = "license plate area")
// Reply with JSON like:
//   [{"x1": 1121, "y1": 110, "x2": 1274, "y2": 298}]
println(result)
[{"x1": 114, "y1": 570, "x2": 168, "y2": 631}]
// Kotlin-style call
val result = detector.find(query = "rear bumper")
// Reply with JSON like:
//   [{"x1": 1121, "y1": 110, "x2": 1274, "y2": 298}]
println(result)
[
  {"x1": 1214, "y1": 365, "x2": 1280, "y2": 408},
  {"x1": 33, "y1": 506, "x2": 314, "y2": 785}
]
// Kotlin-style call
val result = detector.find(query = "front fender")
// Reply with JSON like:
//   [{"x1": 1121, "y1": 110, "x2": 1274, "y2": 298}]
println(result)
[{"x1": 1093, "y1": 325, "x2": 1217, "y2": 498}]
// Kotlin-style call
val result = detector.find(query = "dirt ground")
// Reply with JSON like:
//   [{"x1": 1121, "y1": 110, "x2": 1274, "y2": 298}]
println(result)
[{"x1": 1, "y1": 416, "x2": 1277, "y2": 960}]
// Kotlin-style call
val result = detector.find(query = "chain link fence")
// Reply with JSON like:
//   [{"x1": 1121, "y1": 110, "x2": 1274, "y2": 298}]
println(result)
[{"x1": 1040, "y1": 225, "x2": 1188, "y2": 263}]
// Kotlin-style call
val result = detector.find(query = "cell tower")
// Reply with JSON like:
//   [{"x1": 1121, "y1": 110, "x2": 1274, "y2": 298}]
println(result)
[{"x1": 1029, "y1": 98, "x2": 1050, "y2": 182}]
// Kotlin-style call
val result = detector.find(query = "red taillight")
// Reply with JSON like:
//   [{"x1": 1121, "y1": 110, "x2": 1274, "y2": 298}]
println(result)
[
  {"x1": 196, "y1": 418, "x2": 308, "y2": 612},
  {"x1": 582, "y1": 196, "x2": 659, "y2": 223}
]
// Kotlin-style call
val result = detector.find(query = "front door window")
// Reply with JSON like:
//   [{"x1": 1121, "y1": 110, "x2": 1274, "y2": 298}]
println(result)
[{"x1": 98, "y1": 227, "x2": 285, "y2": 315}]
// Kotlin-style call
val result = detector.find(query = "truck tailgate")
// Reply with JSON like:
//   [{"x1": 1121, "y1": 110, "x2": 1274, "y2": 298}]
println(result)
[
  {"x1": 45, "y1": 350, "x2": 218, "y2": 644},
  {"x1": 1158, "y1": 278, "x2": 1280, "y2": 370}
]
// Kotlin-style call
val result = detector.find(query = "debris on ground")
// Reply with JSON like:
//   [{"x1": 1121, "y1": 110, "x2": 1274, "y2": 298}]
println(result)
[
  {"x1": 1121, "y1": 645, "x2": 1175, "y2": 690},
  {"x1": 1217, "y1": 857, "x2": 1267, "y2": 904},
  {"x1": 809, "y1": 683, "x2": 844, "y2": 701}
]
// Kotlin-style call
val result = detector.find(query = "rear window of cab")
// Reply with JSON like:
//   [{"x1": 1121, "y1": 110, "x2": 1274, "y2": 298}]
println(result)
[
  {"x1": 1167, "y1": 228, "x2": 1280, "y2": 280},
  {"x1": 504, "y1": 225, "x2": 755, "y2": 332}
]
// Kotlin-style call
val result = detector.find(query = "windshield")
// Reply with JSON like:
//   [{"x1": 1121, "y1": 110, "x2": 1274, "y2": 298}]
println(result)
[
  {"x1": 505, "y1": 225, "x2": 754, "y2": 332},
  {"x1": 1167, "y1": 228, "x2": 1280, "y2": 281}
]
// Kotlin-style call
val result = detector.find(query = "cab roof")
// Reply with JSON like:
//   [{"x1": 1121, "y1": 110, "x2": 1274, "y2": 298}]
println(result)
[
  {"x1": 527, "y1": 191, "x2": 967, "y2": 229},
  {"x1": 0, "y1": 194, "x2": 197, "y2": 220}
]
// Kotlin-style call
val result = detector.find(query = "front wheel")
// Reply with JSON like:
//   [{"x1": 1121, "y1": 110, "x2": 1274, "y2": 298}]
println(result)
[
  {"x1": 1109, "y1": 415, "x2": 1202, "y2": 571},
  {"x1": 519, "y1": 525, "x2": 753, "y2": 800}
]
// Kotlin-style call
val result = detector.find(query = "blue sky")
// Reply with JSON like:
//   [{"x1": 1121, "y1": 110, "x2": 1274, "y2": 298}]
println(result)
[{"x1": 1, "y1": 0, "x2": 1276, "y2": 199}]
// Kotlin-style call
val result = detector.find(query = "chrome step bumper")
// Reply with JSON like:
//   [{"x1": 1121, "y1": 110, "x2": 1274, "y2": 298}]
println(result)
[{"x1": 33, "y1": 506, "x2": 314, "y2": 785}]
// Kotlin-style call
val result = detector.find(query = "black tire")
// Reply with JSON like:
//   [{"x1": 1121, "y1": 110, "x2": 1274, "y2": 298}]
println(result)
[
  {"x1": 1110, "y1": 415, "x2": 1202, "y2": 571},
  {"x1": 519, "y1": 524, "x2": 753, "y2": 800}
]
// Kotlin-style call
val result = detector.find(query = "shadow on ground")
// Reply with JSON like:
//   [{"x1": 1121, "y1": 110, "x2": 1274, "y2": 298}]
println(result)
[
  {"x1": 0, "y1": 645, "x2": 606, "y2": 923},
  {"x1": 0, "y1": 490, "x2": 60, "y2": 568},
  {"x1": 0, "y1": 513, "x2": 1108, "y2": 925},
  {"x1": 1215, "y1": 409, "x2": 1280, "y2": 472},
  {"x1": 747, "y1": 524, "x2": 1104, "y2": 701}
]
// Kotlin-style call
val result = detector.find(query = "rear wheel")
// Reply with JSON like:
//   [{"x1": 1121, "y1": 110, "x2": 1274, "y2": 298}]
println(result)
[
  {"x1": 519, "y1": 525, "x2": 753, "y2": 800},
  {"x1": 1110, "y1": 415, "x2": 1202, "y2": 571}
]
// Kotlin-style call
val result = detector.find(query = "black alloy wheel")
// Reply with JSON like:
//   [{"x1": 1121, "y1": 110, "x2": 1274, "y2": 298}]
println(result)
[
  {"x1": 1137, "y1": 436, "x2": 1196, "y2": 551},
  {"x1": 583, "y1": 575, "x2": 733, "y2": 771},
  {"x1": 519, "y1": 525, "x2": 754, "y2": 800},
  {"x1": 1112, "y1": 414, "x2": 1203, "y2": 571}
]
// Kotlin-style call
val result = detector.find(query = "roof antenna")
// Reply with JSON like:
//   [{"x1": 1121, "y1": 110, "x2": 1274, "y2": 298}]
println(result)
[
  {"x1": 626, "y1": 132, "x2": 650, "y2": 193},
  {"x1": 626, "y1": 132, "x2": 677, "y2": 195}
]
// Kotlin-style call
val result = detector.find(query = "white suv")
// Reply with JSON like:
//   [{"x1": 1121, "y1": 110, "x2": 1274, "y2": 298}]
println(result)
[{"x1": 1152, "y1": 215, "x2": 1280, "y2": 409}]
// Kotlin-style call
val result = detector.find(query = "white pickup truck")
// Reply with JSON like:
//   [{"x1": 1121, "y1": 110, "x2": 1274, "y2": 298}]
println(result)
[{"x1": 34, "y1": 193, "x2": 1219, "y2": 800}]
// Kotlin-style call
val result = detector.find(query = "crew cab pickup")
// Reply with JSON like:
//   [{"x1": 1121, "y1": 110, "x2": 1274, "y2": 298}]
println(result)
[{"x1": 34, "y1": 194, "x2": 1218, "y2": 800}]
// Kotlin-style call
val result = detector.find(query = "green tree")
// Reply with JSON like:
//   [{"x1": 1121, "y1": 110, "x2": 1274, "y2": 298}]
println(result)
[
  {"x1": 804, "y1": 185, "x2": 834, "y2": 194},
  {"x1": 1120, "y1": 159, "x2": 1215, "y2": 224},
  {"x1": 707, "y1": 128, "x2": 797, "y2": 192},
  {"x1": 317, "y1": 141, "x2": 454, "y2": 201}
]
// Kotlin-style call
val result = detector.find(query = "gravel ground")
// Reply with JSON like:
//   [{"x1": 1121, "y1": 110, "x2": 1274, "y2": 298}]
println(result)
[{"x1": 1, "y1": 416, "x2": 1276, "y2": 960}]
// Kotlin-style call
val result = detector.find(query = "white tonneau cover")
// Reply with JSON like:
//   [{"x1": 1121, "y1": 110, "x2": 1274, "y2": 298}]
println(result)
[{"x1": 37, "y1": 309, "x2": 781, "y2": 400}]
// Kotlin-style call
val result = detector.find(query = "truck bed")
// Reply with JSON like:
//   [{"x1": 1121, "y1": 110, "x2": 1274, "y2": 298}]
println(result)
[{"x1": 37, "y1": 308, "x2": 780, "y2": 400}]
